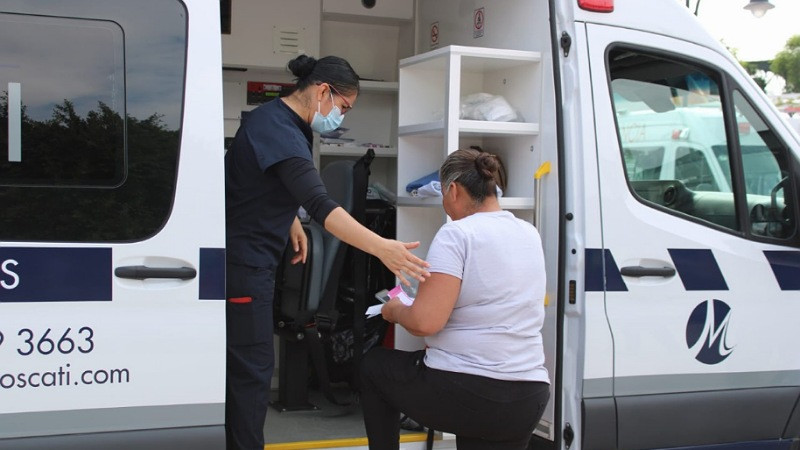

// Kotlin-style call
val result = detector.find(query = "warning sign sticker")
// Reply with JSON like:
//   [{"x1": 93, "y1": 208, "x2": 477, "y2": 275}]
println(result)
[{"x1": 473, "y1": 7, "x2": 484, "y2": 39}]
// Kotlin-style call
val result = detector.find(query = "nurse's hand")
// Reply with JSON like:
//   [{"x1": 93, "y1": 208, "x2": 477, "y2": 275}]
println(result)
[
  {"x1": 377, "y1": 239, "x2": 430, "y2": 286},
  {"x1": 289, "y1": 217, "x2": 308, "y2": 264}
]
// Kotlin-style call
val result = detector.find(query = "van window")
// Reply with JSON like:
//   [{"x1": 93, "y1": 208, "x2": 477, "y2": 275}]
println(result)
[
  {"x1": 674, "y1": 146, "x2": 720, "y2": 191},
  {"x1": 733, "y1": 90, "x2": 797, "y2": 239},
  {"x1": 623, "y1": 146, "x2": 665, "y2": 181},
  {"x1": 0, "y1": 1, "x2": 187, "y2": 242},
  {"x1": 609, "y1": 49, "x2": 737, "y2": 230},
  {"x1": 0, "y1": 14, "x2": 125, "y2": 188}
]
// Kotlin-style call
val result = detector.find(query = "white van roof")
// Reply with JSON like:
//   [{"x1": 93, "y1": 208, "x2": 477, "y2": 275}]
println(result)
[{"x1": 571, "y1": 0, "x2": 727, "y2": 59}]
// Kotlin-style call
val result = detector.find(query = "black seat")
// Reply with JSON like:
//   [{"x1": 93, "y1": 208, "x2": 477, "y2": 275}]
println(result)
[
  {"x1": 272, "y1": 151, "x2": 374, "y2": 411},
  {"x1": 275, "y1": 159, "x2": 355, "y2": 326}
]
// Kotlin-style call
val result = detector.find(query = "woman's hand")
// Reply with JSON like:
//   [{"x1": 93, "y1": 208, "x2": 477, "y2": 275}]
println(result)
[
  {"x1": 376, "y1": 238, "x2": 430, "y2": 286},
  {"x1": 380, "y1": 297, "x2": 406, "y2": 324},
  {"x1": 381, "y1": 273, "x2": 460, "y2": 336},
  {"x1": 289, "y1": 217, "x2": 308, "y2": 264}
]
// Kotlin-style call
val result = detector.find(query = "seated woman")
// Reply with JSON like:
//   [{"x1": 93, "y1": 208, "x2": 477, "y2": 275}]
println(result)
[{"x1": 360, "y1": 148, "x2": 550, "y2": 450}]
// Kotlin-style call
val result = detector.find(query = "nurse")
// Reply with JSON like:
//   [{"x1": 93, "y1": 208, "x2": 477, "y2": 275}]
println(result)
[{"x1": 224, "y1": 54, "x2": 430, "y2": 450}]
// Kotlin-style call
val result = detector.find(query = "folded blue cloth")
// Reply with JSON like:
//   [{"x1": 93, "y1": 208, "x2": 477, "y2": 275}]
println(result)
[{"x1": 405, "y1": 171, "x2": 439, "y2": 193}]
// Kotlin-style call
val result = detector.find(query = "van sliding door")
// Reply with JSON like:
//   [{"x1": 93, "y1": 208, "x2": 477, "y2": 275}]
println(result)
[{"x1": 0, "y1": 1, "x2": 226, "y2": 448}]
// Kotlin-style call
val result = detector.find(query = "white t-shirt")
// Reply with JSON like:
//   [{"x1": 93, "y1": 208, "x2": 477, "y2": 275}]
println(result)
[{"x1": 423, "y1": 210, "x2": 549, "y2": 383}]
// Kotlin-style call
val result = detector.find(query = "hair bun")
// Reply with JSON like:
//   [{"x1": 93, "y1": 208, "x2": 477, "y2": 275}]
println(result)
[
  {"x1": 475, "y1": 152, "x2": 500, "y2": 180},
  {"x1": 287, "y1": 55, "x2": 317, "y2": 80}
]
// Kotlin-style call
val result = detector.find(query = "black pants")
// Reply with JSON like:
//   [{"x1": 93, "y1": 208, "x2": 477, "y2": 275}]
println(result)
[
  {"x1": 225, "y1": 263, "x2": 276, "y2": 450},
  {"x1": 360, "y1": 347, "x2": 550, "y2": 450}
]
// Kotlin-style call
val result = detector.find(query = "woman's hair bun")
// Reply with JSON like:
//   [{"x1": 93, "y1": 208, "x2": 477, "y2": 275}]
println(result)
[
  {"x1": 475, "y1": 152, "x2": 500, "y2": 180},
  {"x1": 287, "y1": 55, "x2": 317, "y2": 80}
]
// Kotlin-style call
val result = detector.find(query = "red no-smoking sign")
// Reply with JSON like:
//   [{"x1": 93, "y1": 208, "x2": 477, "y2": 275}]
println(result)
[{"x1": 473, "y1": 7, "x2": 484, "y2": 38}]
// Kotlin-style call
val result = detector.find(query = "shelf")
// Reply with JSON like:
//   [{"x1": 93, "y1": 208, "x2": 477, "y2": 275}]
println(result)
[
  {"x1": 459, "y1": 120, "x2": 540, "y2": 135},
  {"x1": 400, "y1": 45, "x2": 541, "y2": 70},
  {"x1": 499, "y1": 197, "x2": 535, "y2": 209},
  {"x1": 397, "y1": 196, "x2": 534, "y2": 210},
  {"x1": 319, "y1": 144, "x2": 396, "y2": 157},
  {"x1": 396, "y1": 196, "x2": 442, "y2": 207},
  {"x1": 360, "y1": 80, "x2": 398, "y2": 92},
  {"x1": 398, "y1": 120, "x2": 445, "y2": 137},
  {"x1": 398, "y1": 120, "x2": 539, "y2": 137}
]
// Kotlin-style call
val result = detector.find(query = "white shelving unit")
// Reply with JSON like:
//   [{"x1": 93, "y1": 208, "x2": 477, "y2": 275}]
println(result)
[
  {"x1": 397, "y1": 45, "x2": 542, "y2": 208},
  {"x1": 395, "y1": 45, "x2": 542, "y2": 349},
  {"x1": 397, "y1": 45, "x2": 542, "y2": 210}
]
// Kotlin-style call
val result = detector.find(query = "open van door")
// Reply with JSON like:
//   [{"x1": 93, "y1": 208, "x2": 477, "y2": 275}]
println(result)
[
  {"x1": 585, "y1": 22, "x2": 800, "y2": 450},
  {"x1": 0, "y1": 1, "x2": 226, "y2": 447}
]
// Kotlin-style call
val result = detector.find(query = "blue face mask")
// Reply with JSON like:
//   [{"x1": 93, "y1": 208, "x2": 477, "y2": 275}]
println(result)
[{"x1": 311, "y1": 91, "x2": 344, "y2": 133}]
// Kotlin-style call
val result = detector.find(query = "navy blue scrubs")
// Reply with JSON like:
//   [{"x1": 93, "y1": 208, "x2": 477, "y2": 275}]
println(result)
[{"x1": 224, "y1": 98, "x2": 337, "y2": 449}]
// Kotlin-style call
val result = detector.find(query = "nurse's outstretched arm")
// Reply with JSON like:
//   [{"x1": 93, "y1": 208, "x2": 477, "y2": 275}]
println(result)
[{"x1": 324, "y1": 207, "x2": 430, "y2": 286}]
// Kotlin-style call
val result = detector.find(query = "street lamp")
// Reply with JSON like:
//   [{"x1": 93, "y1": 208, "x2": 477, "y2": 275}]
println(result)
[{"x1": 743, "y1": 0, "x2": 775, "y2": 18}]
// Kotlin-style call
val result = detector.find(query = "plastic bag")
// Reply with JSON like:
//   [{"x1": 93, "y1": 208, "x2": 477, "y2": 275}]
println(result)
[{"x1": 460, "y1": 93, "x2": 523, "y2": 122}]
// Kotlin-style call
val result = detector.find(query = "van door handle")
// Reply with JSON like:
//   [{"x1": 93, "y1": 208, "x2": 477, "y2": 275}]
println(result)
[
  {"x1": 114, "y1": 265, "x2": 197, "y2": 280},
  {"x1": 619, "y1": 266, "x2": 676, "y2": 278}
]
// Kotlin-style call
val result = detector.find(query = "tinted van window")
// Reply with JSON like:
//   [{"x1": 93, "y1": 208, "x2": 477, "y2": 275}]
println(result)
[
  {"x1": 609, "y1": 51, "x2": 737, "y2": 230},
  {"x1": 609, "y1": 48, "x2": 798, "y2": 244},
  {"x1": 0, "y1": 0, "x2": 186, "y2": 242},
  {"x1": 733, "y1": 90, "x2": 797, "y2": 240}
]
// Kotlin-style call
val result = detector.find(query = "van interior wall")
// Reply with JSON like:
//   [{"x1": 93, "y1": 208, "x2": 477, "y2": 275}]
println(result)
[{"x1": 317, "y1": 16, "x2": 415, "y2": 191}]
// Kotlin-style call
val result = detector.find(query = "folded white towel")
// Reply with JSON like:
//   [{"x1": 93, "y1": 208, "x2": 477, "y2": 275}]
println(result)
[
  {"x1": 415, "y1": 180, "x2": 442, "y2": 197},
  {"x1": 411, "y1": 182, "x2": 504, "y2": 198}
]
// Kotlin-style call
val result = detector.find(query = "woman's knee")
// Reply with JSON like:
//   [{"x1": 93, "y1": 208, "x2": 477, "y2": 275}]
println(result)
[
  {"x1": 360, "y1": 347, "x2": 426, "y2": 389},
  {"x1": 359, "y1": 347, "x2": 386, "y2": 388}
]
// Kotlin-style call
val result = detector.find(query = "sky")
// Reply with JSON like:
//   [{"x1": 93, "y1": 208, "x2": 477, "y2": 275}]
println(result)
[
  {"x1": 686, "y1": 0, "x2": 800, "y2": 95},
  {"x1": 688, "y1": 0, "x2": 799, "y2": 61}
]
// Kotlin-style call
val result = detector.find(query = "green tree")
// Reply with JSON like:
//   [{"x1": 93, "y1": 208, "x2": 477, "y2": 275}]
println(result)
[
  {"x1": 724, "y1": 43, "x2": 768, "y2": 92},
  {"x1": 771, "y1": 35, "x2": 800, "y2": 93},
  {"x1": 741, "y1": 61, "x2": 768, "y2": 92},
  {"x1": 0, "y1": 93, "x2": 179, "y2": 241}
]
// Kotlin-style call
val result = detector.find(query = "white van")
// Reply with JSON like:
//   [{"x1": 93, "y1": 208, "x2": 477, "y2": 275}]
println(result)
[{"x1": 2, "y1": 0, "x2": 799, "y2": 449}]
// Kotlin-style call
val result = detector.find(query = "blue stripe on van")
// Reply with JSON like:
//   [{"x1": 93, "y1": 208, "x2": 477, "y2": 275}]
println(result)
[
  {"x1": 763, "y1": 250, "x2": 800, "y2": 291},
  {"x1": 664, "y1": 439, "x2": 793, "y2": 450},
  {"x1": 199, "y1": 248, "x2": 225, "y2": 300},
  {"x1": 585, "y1": 248, "x2": 628, "y2": 292},
  {"x1": 0, "y1": 247, "x2": 111, "y2": 302},
  {"x1": 668, "y1": 249, "x2": 728, "y2": 291}
]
